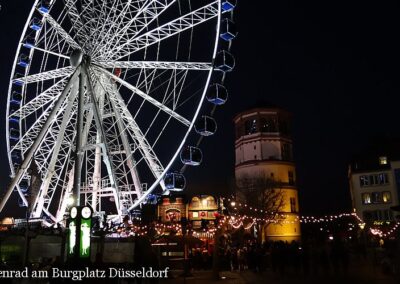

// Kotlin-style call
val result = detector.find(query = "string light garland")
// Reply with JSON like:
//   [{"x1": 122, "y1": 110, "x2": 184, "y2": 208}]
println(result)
[{"x1": 103, "y1": 199, "x2": 399, "y2": 240}]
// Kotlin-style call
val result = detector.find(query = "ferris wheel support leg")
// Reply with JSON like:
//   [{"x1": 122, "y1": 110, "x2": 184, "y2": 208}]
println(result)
[
  {"x1": 107, "y1": 80, "x2": 143, "y2": 200},
  {"x1": 90, "y1": 83, "x2": 105, "y2": 212},
  {"x1": 82, "y1": 64, "x2": 122, "y2": 218},
  {"x1": 72, "y1": 66, "x2": 86, "y2": 207},
  {"x1": 0, "y1": 68, "x2": 80, "y2": 214}
]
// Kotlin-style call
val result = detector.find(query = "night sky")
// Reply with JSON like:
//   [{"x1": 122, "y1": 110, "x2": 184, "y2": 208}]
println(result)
[{"x1": 1, "y1": 1, "x2": 400, "y2": 216}]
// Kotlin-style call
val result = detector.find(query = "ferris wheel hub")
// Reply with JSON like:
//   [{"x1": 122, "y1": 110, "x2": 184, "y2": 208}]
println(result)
[{"x1": 70, "y1": 49, "x2": 85, "y2": 68}]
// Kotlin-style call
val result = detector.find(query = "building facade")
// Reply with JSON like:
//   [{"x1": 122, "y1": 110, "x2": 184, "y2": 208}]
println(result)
[
  {"x1": 349, "y1": 156, "x2": 400, "y2": 224},
  {"x1": 157, "y1": 196, "x2": 218, "y2": 228},
  {"x1": 234, "y1": 107, "x2": 301, "y2": 242}
]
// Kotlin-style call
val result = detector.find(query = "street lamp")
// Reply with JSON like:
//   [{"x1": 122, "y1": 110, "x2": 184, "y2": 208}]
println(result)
[{"x1": 67, "y1": 196, "x2": 75, "y2": 206}]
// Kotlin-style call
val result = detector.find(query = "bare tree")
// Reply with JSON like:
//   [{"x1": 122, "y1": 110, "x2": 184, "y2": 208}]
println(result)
[{"x1": 235, "y1": 173, "x2": 285, "y2": 220}]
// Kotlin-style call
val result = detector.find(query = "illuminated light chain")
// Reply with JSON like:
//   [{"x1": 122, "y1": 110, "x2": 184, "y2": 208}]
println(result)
[
  {"x1": 369, "y1": 221, "x2": 400, "y2": 238},
  {"x1": 225, "y1": 198, "x2": 364, "y2": 224},
  {"x1": 104, "y1": 204, "x2": 398, "y2": 240}
]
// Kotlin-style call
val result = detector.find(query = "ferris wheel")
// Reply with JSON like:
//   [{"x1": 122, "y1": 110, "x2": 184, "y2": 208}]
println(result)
[{"x1": 1, "y1": 0, "x2": 237, "y2": 224}]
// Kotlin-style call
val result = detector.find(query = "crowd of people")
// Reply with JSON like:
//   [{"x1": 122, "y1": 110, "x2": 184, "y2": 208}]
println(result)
[{"x1": 184, "y1": 234, "x2": 400, "y2": 278}]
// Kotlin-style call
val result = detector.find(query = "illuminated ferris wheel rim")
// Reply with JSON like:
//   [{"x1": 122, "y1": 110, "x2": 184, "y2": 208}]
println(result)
[{"x1": 3, "y1": 0, "x2": 236, "y2": 223}]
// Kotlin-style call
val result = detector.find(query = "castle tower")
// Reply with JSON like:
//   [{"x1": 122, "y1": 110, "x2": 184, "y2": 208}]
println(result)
[{"x1": 234, "y1": 106, "x2": 301, "y2": 242}]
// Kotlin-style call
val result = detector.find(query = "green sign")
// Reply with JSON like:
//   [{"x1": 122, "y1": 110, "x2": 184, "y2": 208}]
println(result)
[
  {"x1": 67, "y1": 206, "x2": 92, "y2": 259},
  {"x1": 79, "y1": 218, "x2": 91, "y2": 258}
]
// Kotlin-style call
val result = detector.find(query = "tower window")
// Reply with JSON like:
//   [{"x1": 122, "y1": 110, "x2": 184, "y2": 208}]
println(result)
[
  {"x1": 260, "y1": 116, "x2": 277, "y2": 132},
  {"x1": 288, "y1": 171, "x2": 294, "y2": 186},
  {"x1": 379, "y1": 156, "x2": 388, "y2": 165},
  {"x1": 281, "y1": 143, "x2": 292, "y2": 161},
  {"x1": 245, "y1": 119, "x2": 258, "y2": 135},
  {"x1": 290, "y1": 197, "x2": 297, "y2": 213}
]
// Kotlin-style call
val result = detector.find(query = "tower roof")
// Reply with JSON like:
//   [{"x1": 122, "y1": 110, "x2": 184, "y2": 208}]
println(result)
[{"x1": 233, "y1": 100, "x2": 290, "y2": 122}]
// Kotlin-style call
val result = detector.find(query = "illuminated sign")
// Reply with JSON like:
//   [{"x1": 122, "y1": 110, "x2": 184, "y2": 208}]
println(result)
[
  {"x1": 70, "y1": 207, "x2": 78, "y2": 219},
  {"x1": 81, "y1": 206, "x2": 91, "y2": 219},
  {"x1": 80, "y1": 219, "x2": 91, "y2": 258},
  {"x1": 68, "y1": 220, "x2": 76, "y2": 256},
  {"x1": 67, "y1": 206, "x2": 92, "y2": 259}
]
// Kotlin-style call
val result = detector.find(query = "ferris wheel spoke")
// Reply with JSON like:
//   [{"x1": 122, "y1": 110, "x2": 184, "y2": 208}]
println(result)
[
  {"x1": 93, "y1": 72, "x2": 165, "y2": 182},
  {"x1": 0, "y1": 69, "x2": 80, "y2": 213},
  {"x1": 64, "y1": 0, "x2": 90, "y2": 50},
  {"x1": 11, "y1": 79, "x2": 68, "y2": 120},
  {"x1": 85, "y1": 0, "x2": 119, "y2": 56},
  {"x1": 95, "y1": 60, "x2": 212, "y2": 71},
  {"x1": 41, "y1": 12, "x2": 81, "y2": 51},
  {"x1": 27, "y1": 45, "x2": 70, "y2": 60},
  {"x1": 31, "y1": 81, "x2": 79, "y2": 218},
  {"x1": 11, "y1": 89, "x2": 71, "y2": 156},
  {"x1": 108, "y1": 98, "x2": 144, "y2": 199},
  {"x1": 98, "y1": 67, "x2": 190, "y2": 127},
  {"x1": 104, "y1": 1, "x2": 219, "y2": 61},
  {"x1": 94, "y1": 0, "x2": 175, "y2": 60},
  {"x1": 14, "y1": 67, "x2": 74, "y2": 85}
]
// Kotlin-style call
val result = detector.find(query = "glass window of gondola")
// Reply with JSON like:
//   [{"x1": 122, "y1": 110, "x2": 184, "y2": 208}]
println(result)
[
  {"x1": 222, "y1": 0, "x2": 237, "y2": 12},
  {"x1": 13, "y1": 73, "x2": 25, "y2": 86},
  {"x1": 164, "y1": 174, "x2": 174, "y2": 189},
  {"x1": 20, "y1": 179, "x2": 29, "y2": 193},
  {"x1": 215, "y1": 51, "x2": 235, "y2": 72},
  {"x1": 11, "y1": 150, "x2": 22, "y2": 162},
  {"x1": 220, "y1": 18, "x2": 237, "y2": 41},
  {"x1": 9, "y1": 115, "x2": 20, "y2": 125},
  {"x1": 18, "y1": 54, "x2": 30, "y2": 68},
  {"x1": 38, "y1": 0, "x2": 51, "y2": 13},
  {"x1": 174, "y1": 174, "x2": 186, "y2": 190},
  {"x1": 207, "y1": 84, "x2": 228, "y2": 105},
  {"x1": 24, "y1": 34, "x2": 36, "y2": 49},
  {"x1": 195, "y1": 116, "x2": 217, "y2": 136},
  {"x1": 181, "y1": 146, "x2": 202, "y2": 165},
  {"x1": 11, "y1": 91, "x2": 22, "y2": 104},
  {"x1": 30, "y1": 17, "x2": 42, "y2": 31},
  {"x1": 191, "y1": 147, "x2": 202, "y2": 164},
  {"x1": 10, "y1": 128, "x2": 20, "y2": 140},
  {"x1": 10, "y1": 105, "x2": 20, "y2": 115},
  {"x1": 164, "y1": 172, "x2": 186, "y2": 191}
]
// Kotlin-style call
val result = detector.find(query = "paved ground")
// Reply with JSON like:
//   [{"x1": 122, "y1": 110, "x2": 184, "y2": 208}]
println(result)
[{"x1": 161, "y1": 257, "x2": 398, "y2": 284}]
